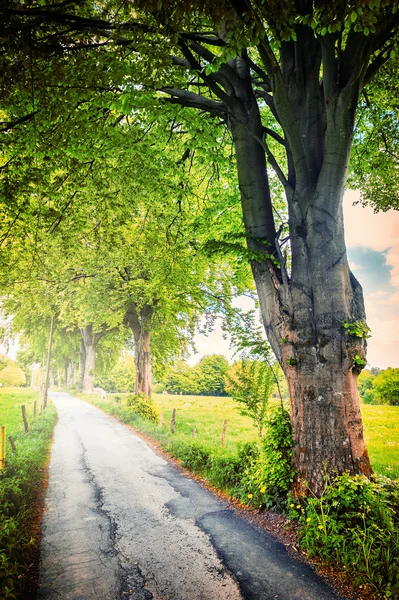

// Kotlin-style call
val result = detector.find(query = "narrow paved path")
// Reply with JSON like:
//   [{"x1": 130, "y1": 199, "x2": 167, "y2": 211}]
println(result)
[{"x1": 39, "y1": 393, "x2": 345, "y2": 600}]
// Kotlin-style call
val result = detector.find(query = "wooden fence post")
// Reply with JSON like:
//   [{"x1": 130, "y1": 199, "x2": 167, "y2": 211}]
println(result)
[
  {"x1": 34, "y1": 401, "x2": 37, "y2": 417},
  {"x1": 21, "y1": 405, "x2": 29, "y2": 433},
  {"x1": 170, "y1": 408, "x2": 176, "y2": 434},
  {"x1": 192, "y1": 427, "x2": 196, "y2": 438},
  {"x1": 221, "y1": 419, "x2": 227, "y2": 447},
  {"x1": 0, "y1": 426, "x2": 5, "y2": 469},
  {"x1": 159, "y1": 412, "x2": 164, "y2": 427},
  {"x1": 8, "y1": 436, "x2": 16, "y2": 453}
]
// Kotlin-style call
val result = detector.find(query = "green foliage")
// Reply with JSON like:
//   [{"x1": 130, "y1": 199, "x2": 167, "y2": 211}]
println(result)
[
  {"x1": 0, "y1": 390, "x2": 57, "y2": 599},
  {"x1": 161, "y1": 360, "x2": 199, "y2": 395},
  {"x1": 161, "y1": 356, "x2": 230, "y2": 396},
  {"x1": 352, "y1": 354, "x2": 367, "y2": 367},
  {"x1": 286, "y1": 357, "x2": 298, "y2": 367},
  {"x1": 194, "y1": 355, "x2": 229, "y2": 396},
  {"x1": 359, "y1": 369, "x2": 377, "y2": 403},
  {"x1": 225, "y1": 358, "x2": 275, "y2": 437},
  {"x1": 294, "y1": 473, "x2": 399, "y2": 599},
  {"x1": 342, "y1": 320, "x2": 371, "y2": 338},
  {"x1": 0, "y1": 364, "x2": 26, "y2": 387},
  {"x1": 0, "y1": 356, "x2": 13, "y2": 371},
  {"x1": 358, "y1": 368, "x2": 399, "y2": 406},
  {"x1": 238, "y1": 408, "x2": 294, "y2": 509},
  {"x1": 373, "y1": 368, "x2": 399, "y2": 406},
  {"x1": 125, "y1": 393, "x2": 160, "y2": 423},
  {"x1": 96, "y1": 354, "x2": 135, "y2": 393}
]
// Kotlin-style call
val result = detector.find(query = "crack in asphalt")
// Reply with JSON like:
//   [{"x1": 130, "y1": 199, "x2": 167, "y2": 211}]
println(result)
[{"x1": 78, "y1": 437, "x2": 154, "y2": 599}]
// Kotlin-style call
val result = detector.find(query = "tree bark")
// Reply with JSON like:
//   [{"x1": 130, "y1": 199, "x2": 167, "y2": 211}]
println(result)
[
  {"x1": 80, "y1": 324, "x2": 106, "y2": 394},
  {"x1": 83, "y1": 343, "x2": 95, "y2": 394},
  {"x1": 224, "y1": 50, "x2": 372, "y2": 494},
  {"x1": 78, "y1": 338, "x2": 86, "y2": 392},
  {"x1": 125, "y1": 303, "x2": 153, "y2": 397}
]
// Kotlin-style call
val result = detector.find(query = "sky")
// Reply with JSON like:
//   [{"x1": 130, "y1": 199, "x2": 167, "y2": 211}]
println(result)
[{"x1": 189, "y1": 190, "x2": 399, "y2": 370}]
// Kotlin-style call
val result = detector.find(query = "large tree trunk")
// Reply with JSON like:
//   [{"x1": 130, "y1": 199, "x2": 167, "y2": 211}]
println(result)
[
  {"x1": 125, "y1": 303, "x2": 153, "y2": 396},
  {"x1": 80, "y1": 324, "x2": 105, "y2": 394},
  {"x1": 227, "y1": 49, "x2": 372, "y2": 494},
  {"x1": 83, "y1": 343, "x2": 95, "y2": 393}
]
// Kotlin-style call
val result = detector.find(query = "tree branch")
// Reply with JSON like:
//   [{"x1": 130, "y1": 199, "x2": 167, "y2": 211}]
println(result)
[{"x1": 159, "y1": 88, "x2": 226, "y2": 117}]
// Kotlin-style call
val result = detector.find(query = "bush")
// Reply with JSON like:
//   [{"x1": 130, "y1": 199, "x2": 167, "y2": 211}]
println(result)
[
  {"x1": 0, "y1": 365, "x2": 26, "y2": 387},
  {"x1": 293, "y1": 473, "x2": 399, "y2": 598},
  {"x1": 125, "y1": 393, "x2": 160, "y2": 424},
  {"x1": 170, "y1": 442, "x2": 212, "y2": 472},
  {"x1": 235, "y1": 408, "x2": 294, "y2": 509}
]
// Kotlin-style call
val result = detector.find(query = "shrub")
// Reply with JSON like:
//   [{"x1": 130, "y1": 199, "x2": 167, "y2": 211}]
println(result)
[
  {"x1": 232, "y1": 410, "x2": 294, "y2": 509},
  {"x1": 170, "y1": 442, "x2": 212, "y2": 472},
  {"x1": 293, "y1": 473, "x2": 399, "y2": 598},
  {"x1": 125, "y1": 393, "x2": 160, "y2": 424},
  {"x1": 0, "y1": 365, "x2": 26, "y2": 387}
]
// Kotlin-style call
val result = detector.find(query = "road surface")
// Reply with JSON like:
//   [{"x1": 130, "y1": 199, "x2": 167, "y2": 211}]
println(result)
[{"x1": 38, "y1": 392, "x2": 345, "y2": 600}]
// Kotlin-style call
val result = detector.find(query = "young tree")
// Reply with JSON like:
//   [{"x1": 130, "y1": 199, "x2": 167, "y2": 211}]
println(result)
[
  {"x1": 195, "y1": 354, "x2": 230, "y2": 396},
  {"x1": 226, "y1": 358, "x2": 275, "y2": 437}
]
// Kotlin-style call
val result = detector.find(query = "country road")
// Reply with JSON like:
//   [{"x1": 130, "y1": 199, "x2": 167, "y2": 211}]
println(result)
[{"x1": 38, "y1": 392, "x2": 345, "y2": 600}]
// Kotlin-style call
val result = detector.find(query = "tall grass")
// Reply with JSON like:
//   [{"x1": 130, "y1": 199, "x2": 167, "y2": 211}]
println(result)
[{"x1": 0, "y1": 388, "x2": 57, "y2": 599}]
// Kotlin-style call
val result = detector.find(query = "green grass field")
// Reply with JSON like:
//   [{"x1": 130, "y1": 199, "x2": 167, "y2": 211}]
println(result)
[
  {"x1": 87, "y1": 392, "x2": 399, "y2": 479},
  {"x1": 0, "y1": 388, "x2": 41, "y2": 440},
  {"x1": 361, "y1": 403, "x2": 399, "y2": 479},
  {"x1": 0, "y1": 388, "x2": 57, "y2": 599}
]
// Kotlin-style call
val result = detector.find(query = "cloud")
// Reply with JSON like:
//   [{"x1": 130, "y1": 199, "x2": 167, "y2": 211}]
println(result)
[
  {"x1": 344, "y1": 190, "x2": 399, "y2": 288},
  {"x1": 344, "y1": 191, "x2": 399, "y2": 368}
]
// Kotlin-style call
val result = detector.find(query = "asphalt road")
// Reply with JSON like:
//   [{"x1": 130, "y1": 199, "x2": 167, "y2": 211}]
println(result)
[{"x1": 38, "y1": 392, "x2": 345, "y2": 600}]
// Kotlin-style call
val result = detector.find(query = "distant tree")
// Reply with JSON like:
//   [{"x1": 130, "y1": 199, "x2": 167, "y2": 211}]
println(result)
[
  {"x1": 96, "y1": 354, "x2": 136, "y2": 393},
  {"x1": 225, "y1": 358, "x2": 275, "y2": 437},
  {"x1": 372, "y1": 368, "x2": 399, "y2": 406},
  {"x1": 163, "y1": 361, "x2": 199, "y2": 395},
  {"x1": 195, "y1": 355, "x2": 230, "y2": 396},
  {"x1": 358, "y1": 369, "x2": 377, "y2": 404},
  {"x1": 0, "y1": 356, "x2": 12, "y2": 371},
  {"x1": 0, "y1": 364, "x2": 26, "y2": 387}
]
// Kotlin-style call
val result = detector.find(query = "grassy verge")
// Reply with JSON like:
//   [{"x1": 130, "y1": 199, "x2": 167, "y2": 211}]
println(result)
[{"x1": 0, "y1": 388, "x2": 57, "y2": 600}]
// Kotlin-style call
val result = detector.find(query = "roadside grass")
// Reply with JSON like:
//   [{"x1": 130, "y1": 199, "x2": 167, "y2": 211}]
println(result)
[{"x1": 0, "y1": 388, "x2": 57, "y2": 600}]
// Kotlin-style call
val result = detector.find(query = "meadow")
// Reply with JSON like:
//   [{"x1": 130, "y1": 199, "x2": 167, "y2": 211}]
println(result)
[{"x1": 0, "y1": 388, "x2": 57, "y2": 599}]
